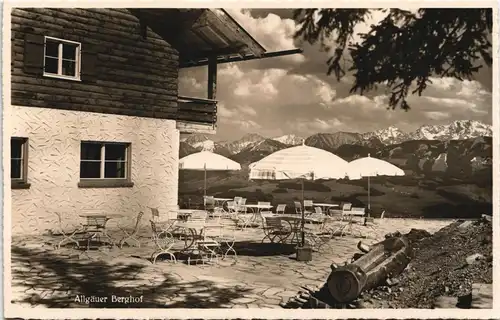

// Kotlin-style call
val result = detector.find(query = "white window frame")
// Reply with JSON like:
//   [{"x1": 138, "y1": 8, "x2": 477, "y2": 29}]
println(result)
[
  {"x1": 43, "y1": 36, "x2": 82, "y2": 81},
  {"x1": 80, "y1": 142, "x2": 131, "y2": 180}
]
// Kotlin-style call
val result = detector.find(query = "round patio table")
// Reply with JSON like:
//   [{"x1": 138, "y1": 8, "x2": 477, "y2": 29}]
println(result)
[
  {"x1": 171, "y1": 221, "x2": 204, "y2": 252},
  {"x1": 278, "y1": 215, "x2": 318, "y2": 245},
  {"x1": 78, "y1": 212, "x2": 125, "y2": 248},
  {"x1": 313, "y1": 203, "x2": 339, "y2": 214}
]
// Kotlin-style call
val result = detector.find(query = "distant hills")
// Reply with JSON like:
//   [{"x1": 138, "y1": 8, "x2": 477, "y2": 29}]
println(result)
[{"x1": 179, "y1": 120, "x2": 492, "y2": 180}]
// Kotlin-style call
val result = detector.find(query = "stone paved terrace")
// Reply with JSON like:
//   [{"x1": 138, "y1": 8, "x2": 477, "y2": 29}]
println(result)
[{"x1": 9, "y1": 218, "x2": 453, "y2": 308}]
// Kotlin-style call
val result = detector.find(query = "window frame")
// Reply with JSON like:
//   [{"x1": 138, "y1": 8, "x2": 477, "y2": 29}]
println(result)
[
  {"x1": 11, "y1": 137, "x2": 30, "y2": 189},
  {"x1": 43, "y1": 36, "x2": 82, "y2": 81},
  {"x1": 78, "y1": 141, "x2": 134, "y2": 189}
]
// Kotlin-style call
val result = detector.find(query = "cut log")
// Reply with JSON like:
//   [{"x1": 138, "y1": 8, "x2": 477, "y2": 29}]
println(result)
[
  {"x1": 327, "y1": 263, "x2": 368, "y2": 303},
  {"x1": 327, "y1": 236, "x2": 412, "y2": 303},
  {"x1": 471, "y1": 283, "x2": 493, "y2": 309}
]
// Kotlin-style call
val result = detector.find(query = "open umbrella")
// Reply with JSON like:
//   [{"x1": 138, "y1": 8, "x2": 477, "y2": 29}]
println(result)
[
  {"x1": 346, "y1": 153, "x2": 405, "y2": 214},
  {"x1": 249, "y1": 143, "x2": 349, "y2": 247},
  {"x1": 179, "y1": 151, "x2": 241, "y2": 196}
]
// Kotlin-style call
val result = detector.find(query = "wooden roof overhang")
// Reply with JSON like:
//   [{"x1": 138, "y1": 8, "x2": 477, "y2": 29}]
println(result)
[
  {"x1": 129, "y1": 9, "x2": 303, "y2": 134},
  {"x1": 131, "y1": 8, "x2": 267, "y2": 66}
]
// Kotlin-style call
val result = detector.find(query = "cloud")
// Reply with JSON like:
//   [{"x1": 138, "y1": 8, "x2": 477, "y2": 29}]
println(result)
[
  {"x1": 424, "y1": 111, "x2": 451, "y2": 121},
  {"x1": 177, "y1": 9, "x2": 492, "y2": 141},
  {"x1": 225, "y1": 9, "x2": 306, "y2": 65}
]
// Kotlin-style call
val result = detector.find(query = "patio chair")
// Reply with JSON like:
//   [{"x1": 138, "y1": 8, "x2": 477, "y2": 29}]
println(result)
[
  {"x1": 307, "y1": 207, "x2": 327, "y2": 224},
  {"x1": 275, "y1": 204, "x2": 286, "y2": 215},
  {"x1": 362, "y1": 210, "x2": 385, "y2": 239},
  {"x1": 319, "y1": 215, "x2": 348, "y2": 238},
  {"x1": 237, "y1": 198, "x2": 247, "y2": 213},
  {"x1": 210, "y1": 207, "x2": 225, "y2": 222},
  {"x1": 341, "y1": 206, "x2": 366, "y2": 238},
  {"x1": 303, "y1": 200, "x2": 314, "y2": 215},
  {"x1": 226, "y1": 200, "x2": 236, "y2": 213},
  {"x1": 205, "y1": 218, "x2": 237, "y2": 261},
  {"x1": 340, "y1": 202, "x2": 353, "y2": 220},
  {"x1": 118, "y1": 211, "x2": 144, "y2": 248},
  {"x1": 53, "y1": 212, "x2": 85, "y2": 249},
  {"x1": 261, "y1": 216, "x2": 291, "y2": 244},
  {"x1": 258, "y1": 201, "x2": 273, "y2": 215},
  {"x1": 186, "y1": 217, "x2": 221, "y2": 265},
  {"x1": 150, "y1": 220, "x2": 177, "y2": 264},
  {"x1": 151, "y1": 207, "x2": 177, "y2": 229},
  {"x1": 304, "y1": 226, "x2": 335, "y2": 252},
  {"x1": 294, "y1": 201, "x2": 303, "y2": 215},
  {"x1": 204, "y1": 196, "x2": 216, "y2": 212}
]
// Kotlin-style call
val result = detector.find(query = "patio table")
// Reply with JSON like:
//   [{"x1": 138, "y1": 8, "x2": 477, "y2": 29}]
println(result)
[
  {"x1": 241, "y1": 204, "x2": 274, "y2": 228},
  {"x1": 313, "y1": 203, "x2": 339, "y2": 214},
  {"x1": 278, "y1": 215, "x2": 320, "y2": 245},
  {"x1": 170, "y1": 221, "x2": 204, "y2": 252},
  {"x1": 213, "y1": 197, "x2": 232, "y2": 211},
  {"x1": 177, "y1": 209, "x2": 205, "y2": 221},
  {"x1": 78, "y1": 212, "x2": 124, "y2": 249}
]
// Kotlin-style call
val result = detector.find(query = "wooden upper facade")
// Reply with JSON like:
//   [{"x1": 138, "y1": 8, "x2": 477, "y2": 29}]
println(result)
[{"x1": 10, "y1": 8, "x2": 268, "y2": 132}]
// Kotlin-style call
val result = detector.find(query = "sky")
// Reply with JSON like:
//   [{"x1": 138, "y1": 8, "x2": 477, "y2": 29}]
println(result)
[{"x1": 178, "y1": 9, "x2": 493, "y2": 142}]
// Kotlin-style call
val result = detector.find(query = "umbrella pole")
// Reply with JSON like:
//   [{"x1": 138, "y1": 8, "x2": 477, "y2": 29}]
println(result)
[
  {"x1": 368, "y1": 175, "x2": 371, "y2": 217},
  {"x1": 204, "y1": 165, "x2": 207, "y2": 197},
  {"x1": 301, "y1": 179, "x2": 305, "y2": 247}
]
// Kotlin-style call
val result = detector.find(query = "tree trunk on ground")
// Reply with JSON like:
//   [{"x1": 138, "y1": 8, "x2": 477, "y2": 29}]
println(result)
[{"x1": 327, "y1": 236, "x2": 412, "y2": 303}]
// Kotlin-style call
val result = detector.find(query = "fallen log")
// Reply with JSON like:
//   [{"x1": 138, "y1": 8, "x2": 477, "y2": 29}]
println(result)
[{"x1": 327, "y1": 236, "x2": 412, "y2": 303}]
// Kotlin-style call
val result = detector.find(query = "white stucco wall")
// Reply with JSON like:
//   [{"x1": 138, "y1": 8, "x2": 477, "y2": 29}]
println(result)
[{"x1": 10, "y1": 105, "x2": 180, "y2": 236}]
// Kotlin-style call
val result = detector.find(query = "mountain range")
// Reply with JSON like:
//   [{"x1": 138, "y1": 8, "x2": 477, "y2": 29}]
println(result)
[
  {"x1": 179, "y1": 120, "x2": 493, "y2": 180},
  {"x1": 180, "y1": 120, "x2": 492, "y2": 155}
]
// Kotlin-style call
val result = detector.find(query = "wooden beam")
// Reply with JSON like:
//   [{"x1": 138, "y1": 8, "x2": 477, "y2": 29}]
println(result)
[
  {"x1": 180, "y1": 48, "x2": 303, "y2": 68},
  {"x1": 207, "y1": 56, "x2": 217, "y2": 100},
  {"x1": 176, "y1": 121, "x2": 217, "y2": 134}
]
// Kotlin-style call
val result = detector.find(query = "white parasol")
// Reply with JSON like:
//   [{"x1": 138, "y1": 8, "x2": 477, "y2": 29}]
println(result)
[
  {"x1": 346, "y1": 153, "x2": 405, "y2": 213},
  {"x1": 249, "y1": 143, "x2": 349, "y2": 247},
  {"x1": 179, "y1": 151, "x2": 241, "y2": 196}
]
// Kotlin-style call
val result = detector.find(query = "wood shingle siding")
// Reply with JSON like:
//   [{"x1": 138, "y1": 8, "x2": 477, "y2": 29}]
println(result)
[{"x1": 11, "y1": 8, "x2": 179, "y2": 119}]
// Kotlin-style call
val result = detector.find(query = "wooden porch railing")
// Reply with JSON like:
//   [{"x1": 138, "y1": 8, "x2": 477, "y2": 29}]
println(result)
[{"x1": 177, "y1": 96, "x2": 217, "y2": 127}]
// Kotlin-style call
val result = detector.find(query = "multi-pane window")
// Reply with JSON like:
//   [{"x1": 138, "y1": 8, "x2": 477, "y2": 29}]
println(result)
[
  {"x1": 44, "y1": 37, "x2": 81, "y2": 79},
  {"x1": 11, "y1": 137, "x2": 29, "y2": 185},
  {"x1": 80, "y1": 142, "x2": 130, "y2": 179}
]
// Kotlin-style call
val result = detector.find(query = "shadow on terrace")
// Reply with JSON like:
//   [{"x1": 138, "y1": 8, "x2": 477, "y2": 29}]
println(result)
[{"x1": 10, "y1": 244, "x2": 251, "y2": 308}]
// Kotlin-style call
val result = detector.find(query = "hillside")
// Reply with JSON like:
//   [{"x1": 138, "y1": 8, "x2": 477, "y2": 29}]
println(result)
[{"x1": 179, "y1": 132, "x2": 492, "y2": 219}]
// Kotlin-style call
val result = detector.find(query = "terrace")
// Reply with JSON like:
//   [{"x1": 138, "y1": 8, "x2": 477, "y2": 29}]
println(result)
[{"x1": 10, "y1": 211, "x2": 452, "y2": 308}]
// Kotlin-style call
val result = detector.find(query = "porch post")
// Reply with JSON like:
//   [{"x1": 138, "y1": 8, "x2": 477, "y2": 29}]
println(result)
[{"x1": 207, "y1": 56, "x2": 217, "y2": 99}]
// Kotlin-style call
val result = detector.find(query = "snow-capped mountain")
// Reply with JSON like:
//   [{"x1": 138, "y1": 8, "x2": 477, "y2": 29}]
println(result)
[
  {"x1": 182, "y1": 134, "x2": 215, "y2": 151},
  {"x1": 408, "y1": 120, "x2": 492, "y2": 141},
  {"x1": 181, "y1": 120, "x2": 492, "y2": 155},
  {"x1": 272, "y1": 134, "x2": 304, "y2": 146},
  {"x1": 362, "y1": 126, "x2": 409, "y2": 145},
  {"x1": 222, "y1": 133, "x2": 264, "y2": 155}
]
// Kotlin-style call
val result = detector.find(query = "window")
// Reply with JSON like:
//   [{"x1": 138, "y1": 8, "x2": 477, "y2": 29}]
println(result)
[
  {"x1": 78, "y1": 142, "x2": 133, "y2": 188},
  {"x1": 44, "y1": 37, "x2": 81, "y2": 80},
  {"x1": 11, "y1": 137, "x2": 30, "y2": 189}
]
